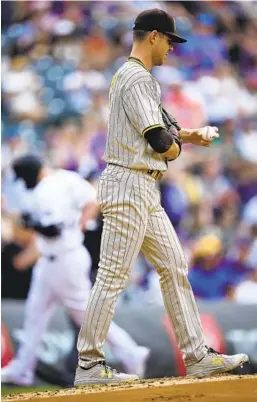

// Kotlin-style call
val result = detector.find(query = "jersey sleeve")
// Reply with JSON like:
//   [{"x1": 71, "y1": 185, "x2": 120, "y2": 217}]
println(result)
[{"x1": 123, "y1": 81, "x2": 165, "y2": 136}]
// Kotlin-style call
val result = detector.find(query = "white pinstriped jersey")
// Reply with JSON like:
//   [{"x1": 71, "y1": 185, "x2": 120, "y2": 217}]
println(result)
[{"x1": 103, "y1": 59, "x2": 168, "y2": 171}]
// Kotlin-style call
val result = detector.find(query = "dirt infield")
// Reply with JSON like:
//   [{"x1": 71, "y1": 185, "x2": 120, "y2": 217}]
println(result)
[{"x1": 2, "y1": 375, "x2": 257, "y2": 402}]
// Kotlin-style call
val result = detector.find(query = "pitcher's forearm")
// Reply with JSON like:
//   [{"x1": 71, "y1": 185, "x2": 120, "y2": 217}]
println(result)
[
  {"x1": 179, "y1": 128, "x2": 194, "y2": 144},
  {"x1": 179, "y1": 128, "x2": 216, "y2": 147}
]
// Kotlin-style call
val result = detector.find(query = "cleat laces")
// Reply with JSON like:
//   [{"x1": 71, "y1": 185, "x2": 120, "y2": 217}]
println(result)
[
  {"x1": 102, "y1": 362, "x2": 120, "y2": 375},
  {"x1": 207, "y1": 347, "x2": 221, "y2": 355}
]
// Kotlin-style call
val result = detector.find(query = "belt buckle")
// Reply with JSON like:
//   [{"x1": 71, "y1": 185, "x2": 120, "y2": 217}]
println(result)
[
  {"x1": 157, "y1": 171, "x2": 163, "y2": 180},
  {"x1": 152, "y1": 171, "x2": 157, "y2": 180},
  {"x1": 147, "y1": 170, "x2": 162, "y2": 180},
  {"x1": 153, "y1": 171, "x2": 162, "y2": 180},
  {"x1": 153, "y1": 171, "x2": 161, "y2": 180}
]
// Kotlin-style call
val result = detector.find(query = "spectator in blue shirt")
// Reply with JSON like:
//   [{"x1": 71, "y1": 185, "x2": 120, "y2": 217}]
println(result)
[{"x1": 189, "y1": 234, "x2": 250, "y2": 301}]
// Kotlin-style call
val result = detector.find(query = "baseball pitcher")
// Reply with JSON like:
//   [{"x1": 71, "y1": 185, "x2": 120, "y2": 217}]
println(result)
[{"x1": 75, "y1": 9, "x2": 249, "y2": 385}]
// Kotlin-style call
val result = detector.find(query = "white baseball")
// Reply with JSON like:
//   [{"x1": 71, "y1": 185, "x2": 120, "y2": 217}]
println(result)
[{"x1": 201, "y1": 126, "x2": 219, "y2": 141}]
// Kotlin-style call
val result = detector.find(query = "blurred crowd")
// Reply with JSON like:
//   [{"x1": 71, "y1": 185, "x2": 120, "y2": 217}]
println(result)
[{"x1": 2, "y1": 1, "x2": 257, "y2": 304}]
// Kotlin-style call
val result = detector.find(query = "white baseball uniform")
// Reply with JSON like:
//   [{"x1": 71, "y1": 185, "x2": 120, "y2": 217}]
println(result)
[
  {"x1": 77, "y1": 58, "x2": 206, "y2": 369},
  {"x1": 3, "y1": 169, "x2": 148, "y2": 385}
]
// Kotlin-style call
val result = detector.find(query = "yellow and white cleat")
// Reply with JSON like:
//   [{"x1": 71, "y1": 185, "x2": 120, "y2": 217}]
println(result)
[
  {"x1": 186, "y1": 347, "x2": 249, "y2": 378},
  {"x1": 74, "y1": 362, "x2": 139, "y2": 386}
]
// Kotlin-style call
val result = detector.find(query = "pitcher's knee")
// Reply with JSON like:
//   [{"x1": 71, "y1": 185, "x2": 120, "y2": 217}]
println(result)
[
  {"x1": 178, "y1": 257, "x2": 189, "y2": 275},
  {"x1": 95, "y1": 265, "x2": 130, "y2": 291},
  {"x1": 158, "y1": 256, "x2": 189, "y2": 279}
]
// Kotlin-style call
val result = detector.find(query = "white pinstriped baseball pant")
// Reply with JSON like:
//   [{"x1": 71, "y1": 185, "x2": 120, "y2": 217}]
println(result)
[{"x1": 77, "y1": 164, "x2": 206, "y2": 367}]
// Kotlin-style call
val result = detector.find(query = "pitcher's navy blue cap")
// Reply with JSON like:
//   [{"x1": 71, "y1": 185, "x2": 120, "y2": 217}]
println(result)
[{"x1": 133, "y1": 9, "x2": 187, "y2": 43}]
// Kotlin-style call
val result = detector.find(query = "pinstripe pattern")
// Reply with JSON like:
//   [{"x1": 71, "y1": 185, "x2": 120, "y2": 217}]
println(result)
[
  {"x1": 103, "y1": 59, "x2": 167, "y2": 171},
  {"x1": 77, "y1": 57, "x2": 206, "y2": 370},
  {"x1": 77, "y1": 165, "x2": 206, "y2": 368}
]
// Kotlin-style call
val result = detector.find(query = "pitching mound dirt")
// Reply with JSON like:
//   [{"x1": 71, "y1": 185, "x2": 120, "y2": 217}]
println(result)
[{"x1": 2, "y1": 375, "x2": 257, "y2": 402}]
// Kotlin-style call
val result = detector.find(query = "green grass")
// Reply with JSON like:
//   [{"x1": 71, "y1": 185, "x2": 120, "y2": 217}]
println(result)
[{"x1": 1, "y1": 386, "x2": 60, "y2": 396}]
